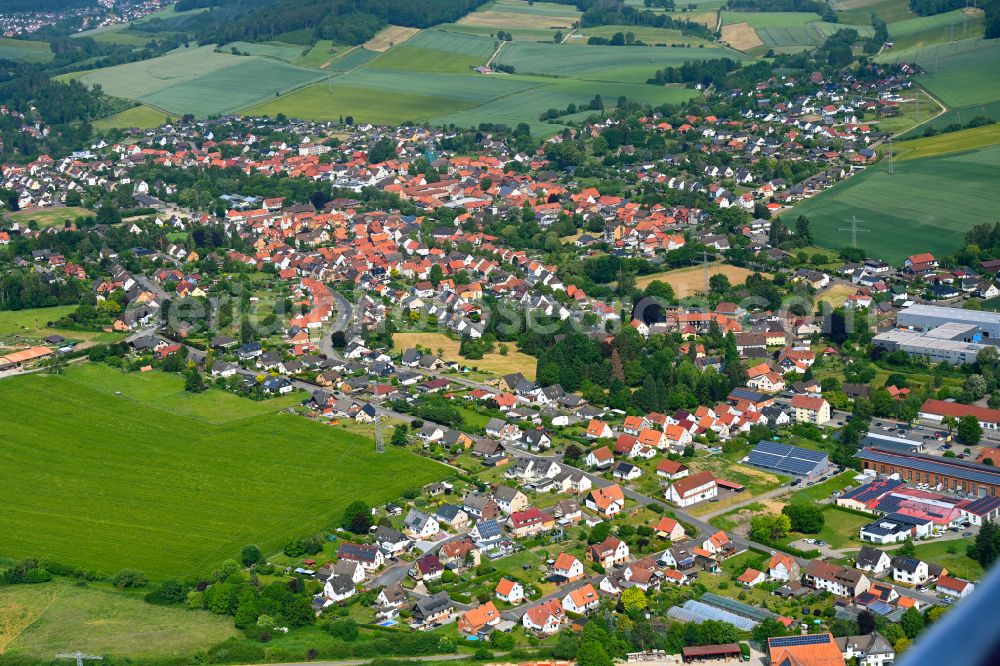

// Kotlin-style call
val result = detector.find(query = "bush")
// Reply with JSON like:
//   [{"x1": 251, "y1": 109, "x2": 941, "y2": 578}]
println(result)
[{"x1": 112, "y1": 569, "x2": 147, "y2": 589}]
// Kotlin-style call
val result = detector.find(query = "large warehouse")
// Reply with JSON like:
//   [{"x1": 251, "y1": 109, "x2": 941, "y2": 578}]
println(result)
[
  {"x1": 856, "y1": 447, "x2": 1000, "y2": 497},
  {"x1": 746, "y1": 441, "x2": 829, "y2": 479},
  {"x1": 896, "y1": 304, "x2": 1000, "y2": 339}
]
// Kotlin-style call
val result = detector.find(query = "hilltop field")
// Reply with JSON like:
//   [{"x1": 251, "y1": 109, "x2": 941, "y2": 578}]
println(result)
[
  {"x1": 790, "y1": 143, "x2": 1000, "y2": 263},
  {"x1": 0, "y1": 363, "x2": 448, "y2": 580}
]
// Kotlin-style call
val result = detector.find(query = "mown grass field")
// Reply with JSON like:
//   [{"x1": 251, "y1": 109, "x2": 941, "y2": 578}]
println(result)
[
  {"x1": 363, "y1": 25, "x2": 421, "y2": 52},
  {"x1": 393, "y1": 331, "x2": 537, "y2": 379},
  {"x1": 5, "y1": 206, "x2": 94, "y2": 228},
  {"x1": 0, "y1": 37, "x2": 52, "y2": 63},
  {"x1": 0, "y1": 580, "x2": 236, "y2": 659},
  {"x1": 792, "y1": 144, "x2": 1000, "y2": 263},
  {"x1": 0, "y1": 365, "x2": 448, "y2": 579}
]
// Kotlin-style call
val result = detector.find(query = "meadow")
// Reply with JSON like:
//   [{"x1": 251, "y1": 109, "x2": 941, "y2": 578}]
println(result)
[
  {"x1": 790, "y1": 144, "x2": 1000, "y2": 263},
  {"x1": 0, "y1": 365, "x2": 448, "y2": 579},
  {"x1": 92, "y1": 104, "x2": 171, "y2": 132},
  {"x1": 393, "y1": 331, "x2": 537, "y2": 378},
  {"x1": 911, "y1": 538, "x2": 983, "y2": 580},
  {"x1": 0, "y1": 580, "x2": 236, "y2": 659},
  {"x1": 5, "y1": 206, "x2": 94, "y2": 228}
]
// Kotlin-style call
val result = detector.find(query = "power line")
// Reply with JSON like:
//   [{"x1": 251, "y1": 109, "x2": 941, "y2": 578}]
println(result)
[
  {"x1": 56, "y1": 652, "x2": 103, "y2": 666},
  {"x1": 838, "y1": 215, "x2": 869, "y2": 248}
]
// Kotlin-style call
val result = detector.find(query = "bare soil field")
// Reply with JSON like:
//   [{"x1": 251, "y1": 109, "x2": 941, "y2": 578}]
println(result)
[
  {"x1": 636, "y1": 263, "x2": 765, "y2": 297},
  {"x1": 722, "y1": 22, "x2": 763, "y2": 50},
  {"x1": 364, "y1": 26, "x2": 421, "y2": 52},
  {"x1": 393, "y1": 331, "x2": 537, "y2": 379}
]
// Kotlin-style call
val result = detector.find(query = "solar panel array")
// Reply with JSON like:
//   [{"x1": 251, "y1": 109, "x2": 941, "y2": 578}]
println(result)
[
  {"x1": 769, "y1": 634, "x2": 833, "y2": 648},
  {"x1": 858, "y1": 449, "x2": 1000, "y2": 486},
  {"x1": 701, "y1": 592, "x2": 777, "y2": 621},
  {"x1": 748, "y1": 441, "x2": 828, "y2": 476}
]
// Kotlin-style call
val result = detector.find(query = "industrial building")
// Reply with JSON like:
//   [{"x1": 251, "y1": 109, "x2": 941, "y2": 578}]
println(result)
[
  {"x1": 746, "y1": 440, "x2": 829, "y2": 479},
  {"x1": 856, "y1": 447, "x2": 1000, "y2": 498},
  {"x1": 874, "y1": 304, "x2": 1000, "y2": 365},
  {"x1": 897, "y1": 304, "x2": 1000, "y2": 338}
]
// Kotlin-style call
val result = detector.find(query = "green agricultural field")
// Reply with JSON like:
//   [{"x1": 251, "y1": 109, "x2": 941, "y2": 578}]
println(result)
[
  {"x1": 140, "y1": 58, "x2": 329, "y2": 117},
  {"x1": 894, "y1": 123, "x2": 1000, "y2": 161},
  {"x1": 886, "y1": 9, "x2": 983, "y2": 51},
  {"x1": 835, "y1": 0, "x2": 917, "y2": 25},
  {"x1": 790, "y1": 144, "x2": 1000, "y2": 263},
  {"x1": 368, "y1": 45, "x2": 485, "y2": 75},
  {"x1": 0, "y1": 37, "x2": 52, "y2": 63},
  {"x1": 92, "y1": 104, "x2": 171, "y2": 132},
  {"x1": 493, "y1": 42, "x2": 744, "y2": 81},
  {"x1": 909, "y1": 39, "x2": 1000, "y2": 108},
  {"x1": 885, "y1": 39, "x2": 1000, "y2": 134},
  {"x1": 63, "y1": 45, "x2": 245, "y2": 99},
  {"x1": 324, "y1": 47, "x2": 380, "y2": 72},
  {"x1": 245, "y1": 82, "x2": 471, "y2": 125},
  {"x1": 438, "y1": 22, "x2": 560, "y2": 42},
  {"x1": 0, "y1": 580, "x2": 237, "y2": 659},
  {"x1": 431, "y1": 78, "x2": 697, "y2": 133},
  {"x1": 224, "y1": 41, "x2": 305, "y2": 62},
  {"x1": 407, "y1": 28, "x2": 498, "y2": 58},
  {"x1": 578, "y1": 24, "x2": 717, "y2": 47},
  {"x1": 0, "y1": 365, "x2": 448, "y2": 579},
  {"x1": 5, "y1": 206, "x2": 94, "y2": 228}
]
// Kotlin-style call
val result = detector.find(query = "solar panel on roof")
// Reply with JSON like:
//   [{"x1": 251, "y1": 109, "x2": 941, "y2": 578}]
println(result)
[
  {"x1": 756, "y1": 441, "x2": 793, "y2": 456},
  {"x1": 769, "y1": 634, "x2": 832, "y2": 647}
]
